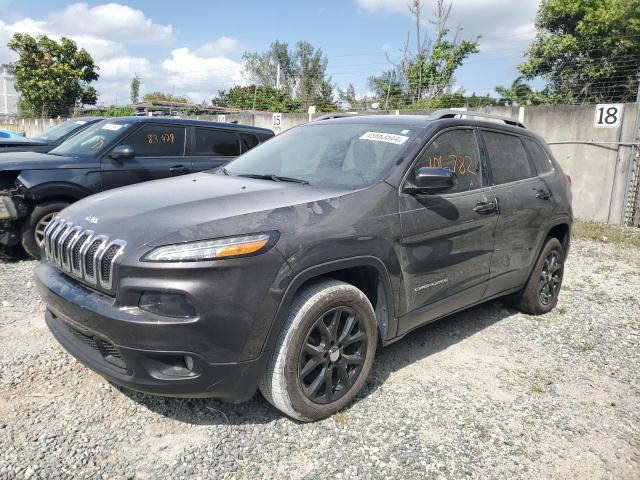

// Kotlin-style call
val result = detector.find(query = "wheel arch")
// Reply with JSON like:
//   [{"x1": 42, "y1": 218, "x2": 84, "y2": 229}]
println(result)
[
  {"x1": 524, "y1": 216, "x2": 571, "y2": 283},
  {"x1": 24, "y1": 182, "x2": 92, "y2": 204},
  {"x1": 546, "y1": 220, "x2": 571, "y2": 255},
  {"x1": 263, "y1": 256, "x2": 396, "y2": 353}
]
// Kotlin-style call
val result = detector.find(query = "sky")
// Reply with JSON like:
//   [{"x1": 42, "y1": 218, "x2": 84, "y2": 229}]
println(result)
[{"x1": 0, "y1": 0, "x2": 542, "y2": 106}]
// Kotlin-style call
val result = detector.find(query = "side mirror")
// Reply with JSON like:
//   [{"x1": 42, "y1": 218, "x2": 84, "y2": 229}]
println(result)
[
  {"x1": 110, "y1": 145, "x2": 134, "y2": 160},
  {"x1": 411, "y1": 167, "x2": 456, "y2": 193}
]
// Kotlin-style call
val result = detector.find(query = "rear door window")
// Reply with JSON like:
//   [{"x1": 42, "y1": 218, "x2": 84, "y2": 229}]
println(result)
[
  {"x1": 124, "y1": 124, "x2": 186, "y2": 157},
  {"x1": 413, "y1": 129, "x2": 482, "y2": 193},
  {"x1": 194, "y1": 128, "x2": 240, "y2": 156},
  {"x1": 482, "y1": 131, "x2": 534, "y2": 185},
  {"x1": 240, "y1": 133, "x2": 260, "y2": 152},
  {"x1": 522, "y1": 137, "x2": 553, "y2": 175}
]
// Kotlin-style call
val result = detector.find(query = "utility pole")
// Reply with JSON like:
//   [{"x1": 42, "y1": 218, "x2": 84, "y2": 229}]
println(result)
[{"x1": 169, "y1": 85, "x2": 175, "y2": 115}]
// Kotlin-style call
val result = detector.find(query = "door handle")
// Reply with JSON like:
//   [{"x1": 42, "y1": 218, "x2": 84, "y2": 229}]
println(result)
[
  {"x1": 169, "y1": 165, "x2": 189, "y2": 173},
  {"x1": 535, "y1": 189, "x2": 551, "y2": 200},
  {"x1": 473, "y1": 201, "x2": 497, "y2": 214}
]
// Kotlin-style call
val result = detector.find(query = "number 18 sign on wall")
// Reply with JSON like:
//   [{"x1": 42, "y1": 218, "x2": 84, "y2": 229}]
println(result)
[{"x1": 594, "y1": 104, "x2": 624, "y2": 128}]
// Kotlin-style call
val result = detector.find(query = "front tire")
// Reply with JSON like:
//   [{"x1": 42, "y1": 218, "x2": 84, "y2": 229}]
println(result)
[
  {"x1": 21, "y1": 201, "x2": 69, "y2": 259},
  {"x1": 514, "y1": 237, "x2": 565, "y2": 315},
  {"x1": 259, "y1": 279, "x2": 377, "y2": 421}
]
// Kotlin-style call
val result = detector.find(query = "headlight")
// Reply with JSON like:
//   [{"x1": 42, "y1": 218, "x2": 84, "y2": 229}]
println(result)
[
  {"x1": 0, "y1": 196, "x2": 18, "y2": 220},
  {"x1": 142, "y1": 232, "x2": 277, "y2": 262}
]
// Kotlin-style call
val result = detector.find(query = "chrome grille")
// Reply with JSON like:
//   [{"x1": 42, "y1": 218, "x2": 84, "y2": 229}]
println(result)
[
  {"x1": 43, "y1": 217, "x2": 126, "y2": 292},
  {"x1": 84, "y1": 238, "x2": 103, "y2": 280}
]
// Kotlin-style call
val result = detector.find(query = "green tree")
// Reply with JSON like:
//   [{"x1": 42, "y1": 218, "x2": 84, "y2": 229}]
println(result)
[
  {"x1": 294, "y1": 41, "x2": 332, "y2": 109},
  {"x1": 495, "y1": 76, "x2": 537, "y2": 106},
  {"x1": 243, "y1": 40, "x2": 297, "y2": 94},
  {"x1": 213, "y1": 85, "x2": 302, "y2": 112},
  {"x1": 367, "y1": 70, "x2": 405, "y2": 110},
  {"x1": 338, "y1": 84, "x2": 362, "y2": 110},
  {"x1": 8, "y1": 33, "x2": 98, "y2": 117},
  {"x1": 130, "y1": 74, "x2": 140, "y2": 104},
  {"x1": 401, "y1": 0, "x2": 479, "y2": 103},
  {"x1": 367, "y1": 1, "x2": 478, "y2": 108},
  {"x1": 106, "y1": 105, "x2": 135, "y2": 117},
  {"x1": 143, "y1": 91, "x2": 189, "y2": 104},
  {"x1": 519, "y1": 0, "x2": 640, "y2": 103},
  {"x1": 317, "y1": 79, "x2": 338, "y2": 112},
  {"x1": 242, "y1": 40, "x2": 336, "y2": 110},
  {"x1": 411, "y1": 91, "x2": 501, "y2": 109}
]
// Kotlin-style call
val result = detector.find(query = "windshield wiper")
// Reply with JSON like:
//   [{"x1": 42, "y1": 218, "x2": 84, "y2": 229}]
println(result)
[{"x1": 236, "y1": 174, "x2": 309, "y2": 184}]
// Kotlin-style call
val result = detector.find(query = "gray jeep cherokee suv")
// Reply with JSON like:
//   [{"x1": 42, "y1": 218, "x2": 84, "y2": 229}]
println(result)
[{"x1": 36, "y1": 110, "x2": 572, "y2": 421}]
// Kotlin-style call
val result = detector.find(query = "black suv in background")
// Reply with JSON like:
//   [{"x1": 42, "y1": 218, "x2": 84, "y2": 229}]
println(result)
[
  {"x1": 36, "y1": 110, "x2": 572, "y2": 421},
  {"x1": 0, "y1": 117, "x2": 103, "y2": 153},
  {"x1": 0, "y1": 117, "x2": 273, "y2": 258}
]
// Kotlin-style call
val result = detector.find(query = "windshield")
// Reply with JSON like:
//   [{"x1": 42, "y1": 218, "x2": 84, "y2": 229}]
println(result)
[
  {"x1": 34, "y1": 119, "x2": 91, "y2": 141},
  {"x1": 50, "y1": 120, "x2": 133, "y2": 157},
  {"x1": 223, "y1": 122, "x2": 420, "y2": 189}
]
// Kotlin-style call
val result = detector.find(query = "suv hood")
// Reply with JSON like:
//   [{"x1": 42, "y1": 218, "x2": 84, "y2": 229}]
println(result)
[
  {"x1": 58, "y1": 172, "x2": 350, "y2": 252},
  {"x1": 0, "y1": 151, "x2": 79, "y2": 170}
]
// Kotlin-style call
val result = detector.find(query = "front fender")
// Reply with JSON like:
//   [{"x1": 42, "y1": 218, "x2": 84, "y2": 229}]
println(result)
[
  {"x1": 18, "y1": 168, "x2": 99, "y2": 202},
  {"x1": 261, "y1": 255, "x2": 398, "y2": 354}
]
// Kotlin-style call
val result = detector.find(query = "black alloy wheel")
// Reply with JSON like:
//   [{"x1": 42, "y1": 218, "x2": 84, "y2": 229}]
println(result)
[
  {"x1": 298, "y1": 306, "x2": 367, "y2": 404},
  {"x1": 539, "y1": 250, "x2": 562, "y2": 305}
]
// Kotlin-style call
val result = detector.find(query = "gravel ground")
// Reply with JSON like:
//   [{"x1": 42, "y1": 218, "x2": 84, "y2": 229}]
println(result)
[{"x1": 0, "y1": 238, "x2": 639, "y2": 479}]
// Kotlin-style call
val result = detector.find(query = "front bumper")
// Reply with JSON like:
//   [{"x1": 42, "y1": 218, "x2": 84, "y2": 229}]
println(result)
[{"x1": 35, "y1": 263, "x2": 272, "y2": 401}]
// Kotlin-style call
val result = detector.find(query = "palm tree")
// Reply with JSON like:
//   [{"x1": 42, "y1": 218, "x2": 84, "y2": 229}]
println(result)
[{"x1": 495, "y1": 76, "x2": 534, "y2": 106}]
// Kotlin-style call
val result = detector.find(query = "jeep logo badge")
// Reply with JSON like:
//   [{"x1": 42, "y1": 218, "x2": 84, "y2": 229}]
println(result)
[{"x1": 85, "y1": 215, "x2": 100, "y2": 224}]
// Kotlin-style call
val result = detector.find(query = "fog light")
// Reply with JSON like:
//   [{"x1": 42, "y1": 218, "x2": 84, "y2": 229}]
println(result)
[{"x1": 139, "y1": 291, "x2": 196, "y2": 319}]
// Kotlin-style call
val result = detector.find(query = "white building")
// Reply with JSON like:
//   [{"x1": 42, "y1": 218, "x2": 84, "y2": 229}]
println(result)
[{"x1": 0, "y1": 65, "x2": 19, "y2": 117}]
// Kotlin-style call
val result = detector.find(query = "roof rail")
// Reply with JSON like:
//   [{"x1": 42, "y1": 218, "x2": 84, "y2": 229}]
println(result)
[
  {"x1": 428, "y1": 109, "x2": 526, "y2": 129},
  {"x1": 313, "y1": 112, "x2": 359, "y2": 121}
]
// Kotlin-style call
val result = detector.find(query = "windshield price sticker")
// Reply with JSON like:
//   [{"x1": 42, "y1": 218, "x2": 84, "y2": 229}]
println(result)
[
  {"x1": 101, "y1": 123, "x2": 123, "y2": 131},
  {"x1": 360, "y1": 131, "x2": 409, "y2": 145},
  {"x1": 74, "y1": 120, "x2": 87, "y2": 125}
]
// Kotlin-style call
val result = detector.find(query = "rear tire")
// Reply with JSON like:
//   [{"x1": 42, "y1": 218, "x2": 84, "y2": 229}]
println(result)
[
  {"x1": 259, "y1": 279, "x2": 377, "y2": 421},
  {"x1": 514, "y1": 237, "x2": 564, "y2": 315},
  {"x1": 21, "y1": 201, "x2": 69, "y2": 259}
]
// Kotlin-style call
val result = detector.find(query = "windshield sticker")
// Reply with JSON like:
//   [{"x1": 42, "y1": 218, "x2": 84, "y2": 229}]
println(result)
[
  {"x1": 401, "y1": 129, "x2": 410, "y2": 134},
  {"x1": 360, "y1": 131, "x2": 409, "y2": 145},
  {"x1": 101, "y1": 123, "x2": 123, "y2": 131},
  {"x1": 74, "y1": 120, "x2": 87, "y2": 125}
]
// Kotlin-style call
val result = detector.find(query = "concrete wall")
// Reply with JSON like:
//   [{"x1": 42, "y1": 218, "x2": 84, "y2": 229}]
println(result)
[
  {"x1": 523, "y1": 104, "x2": 637, "y2": 224},
  {"x1": 1, "y1": 104, "x2": 637, "y2": 225}
]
